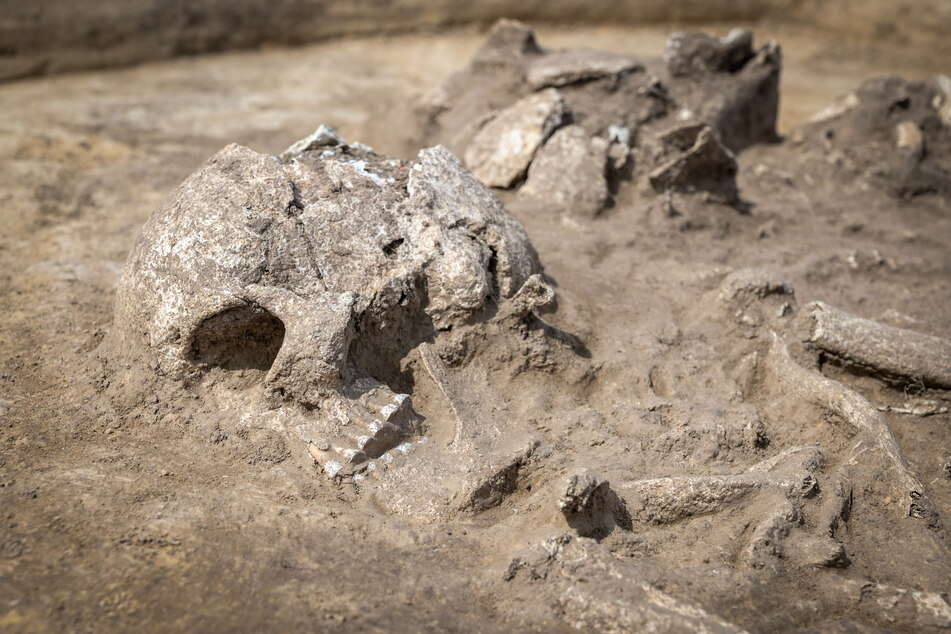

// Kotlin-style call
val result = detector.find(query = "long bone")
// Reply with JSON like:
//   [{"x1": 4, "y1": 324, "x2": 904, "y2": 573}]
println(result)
[
  {"x1": 618, "y1": 446, "x2": 821, "y2": 524},
  {"x1": 801, "y1": 300, "x2": 951, "y2": 389},
  {"x1": 766, "y1": 332, "x2": 934, "y2": 520},
  {"x1": 709, "y1": 269, "x2": 939, "y2": 522}
]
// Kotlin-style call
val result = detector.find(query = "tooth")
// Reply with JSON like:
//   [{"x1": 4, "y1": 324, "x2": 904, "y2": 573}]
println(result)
[
  {"x1": 323, "y1": 460, "x2": 343, "y2": 478},
  {"x1": 333, "y1": 445, "x2": 366, "y2": 464}
]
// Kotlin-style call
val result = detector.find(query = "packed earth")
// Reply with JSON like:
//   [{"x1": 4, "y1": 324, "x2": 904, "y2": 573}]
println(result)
[{"x1": 2, "y1": 19, "x2": 951, "y2": 633}]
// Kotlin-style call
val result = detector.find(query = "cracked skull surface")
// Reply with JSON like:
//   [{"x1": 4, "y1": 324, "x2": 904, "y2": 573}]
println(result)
[{"x1": 108, "y1": 132, "x2": 553, "y2": 484}]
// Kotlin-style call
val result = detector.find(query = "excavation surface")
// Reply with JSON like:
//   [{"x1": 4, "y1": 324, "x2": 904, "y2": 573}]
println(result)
[{"x1": 1, "y1": 24, "x2": 950, "y2": 632}]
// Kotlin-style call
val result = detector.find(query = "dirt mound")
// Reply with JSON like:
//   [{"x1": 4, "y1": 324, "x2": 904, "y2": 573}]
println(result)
[
  {"x1": 415, "y1": 20, "x2": 778, "y2": 217},
  {"x1": 795, "y1": 75, "x2": 951, "y2": 199}
]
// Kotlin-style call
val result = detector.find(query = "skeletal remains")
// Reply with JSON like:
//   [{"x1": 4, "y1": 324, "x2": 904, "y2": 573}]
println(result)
[
  {"x1": 420, "y1": 20, "x2": 780, "y2": 215},
  {"x1": 105, "y1": 22, "x2": 951, "y2": 631},
  {"x1": 109, "y1": 128, "x2": 558, "y2": 492}
]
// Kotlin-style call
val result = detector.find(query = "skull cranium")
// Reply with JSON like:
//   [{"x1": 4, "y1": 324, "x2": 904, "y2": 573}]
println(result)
[{"x1": 109, "y1": 134, "x2": 549, "y2": 476}]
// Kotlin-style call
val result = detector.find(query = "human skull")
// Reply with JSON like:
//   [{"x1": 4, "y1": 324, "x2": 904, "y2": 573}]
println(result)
[{"x1": 110, "y1": 131, "x2": 549, "y2": 476}]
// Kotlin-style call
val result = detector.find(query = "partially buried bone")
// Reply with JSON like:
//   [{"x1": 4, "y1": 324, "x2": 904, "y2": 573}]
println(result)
[
  {"x1": 709, "y1": 270, "x2": 939, "y2": 523},
  {"x1": 502, "y1": 533, "x2": 745, "y2": 633},
  {"x1": 558, "y1": 468, "x2": 631, "y2": 539},
  {"x1": 801, "y1": 300, "x2": 951, "y2": 389},
  {"x1": 107, "y1": 128, "x2": 554, "y2": 489},
  {"x1": 766, "y1": 332, "x2": 935, "y2": 521},
  {"x1": 618, "y1": 445, "x2": 821, "y2": 524},
  {"x1": 419, "y1": 20, "x2": 779, "y2": 216}
]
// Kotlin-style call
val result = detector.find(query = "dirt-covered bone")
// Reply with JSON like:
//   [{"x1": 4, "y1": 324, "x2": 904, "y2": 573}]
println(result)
[
  {"x1": 502, "y1": 534, "x2": 744, "y2": 633},
  {"x1": 619, "y1": 446, "x2": 821, "y2": 524},
  {"x1": 518, "y1": 124, "x2": 610, "y2": 217},
  {"x1": 706, "y1": 268, "x2": 940, "y2": 522},
  {"x1": 107, "y1": 131, "x2": 548, "y2": 477},
  {"x1": 712, "y1": 269, "x2": 945, "y2": 522},
  {"x1": 558, "y1": 468, "x2": 631, "y2": 538},
  {"x1": 665, "y1": 29, "x2": 756, "y2": 78},
  {"x1": 801, "y1": 300, "x2": 951, "y2": 389},
  {"x1": 424, "y1": 20, "x2": 778, "y2": 154},
  {"x1": 462, "y1": 88, "x2": 567, "y2": 188},
  {"x1": 766, "y1": 333, "x2": 936, "y2": 521}
]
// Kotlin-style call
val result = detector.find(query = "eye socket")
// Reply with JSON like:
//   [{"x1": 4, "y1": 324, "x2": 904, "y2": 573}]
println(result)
[{"x1": 189, "y1": 305, "x2": 285, "y2": 373}]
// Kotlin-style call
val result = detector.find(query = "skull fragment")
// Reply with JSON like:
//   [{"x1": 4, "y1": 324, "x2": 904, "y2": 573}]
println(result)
[{"x1": 109, "y1": 133, "x2": 550, "y2": 478}]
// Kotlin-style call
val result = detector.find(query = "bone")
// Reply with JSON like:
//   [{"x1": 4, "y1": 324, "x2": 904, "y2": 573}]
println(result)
[
  {"x1": 618, "y1": 446, "x2": 821, "y2": 524},
  {"x1": 246, "y1": 285, "x2": 358, "y2": 406},
  {"x1": 360, "y1": 439, "x2": 538, "y2": 521},
  {"x1": 807, "y1": 91, "x2": 860, "y2": 124},
  {"x1": 279, "y1": 123, "x2": 344, "y2": 161},
  {"x1": 766, "y1": 333, "x2": 934, "y2": 520},
  {"x1": 801, "y1": 301, "x2": 951, "y2": 389},
  {"x1": 741, "y1": 496, "x2": 800, "y2": 566},
  {"x1": 558, "y1": 468, "x2": 631, "y2": 539},
  {"x1": 934, "y1": 74, "x2": 951, "y2": 126},
  {"x1": 462, "y1": 88, "x2": 568, "y2": 188},
  {"x1": 308, "y1": 385, "x2": 419, "y2": 478},
  {"x1": 417, "y1": 341, "x2": 470, "y2": 452},
  {"x1": 504, "y1": 534, "x2": 745, "y2": 633},
  {"x1": 665, "y1": 29, "x2": 755, "y2": 77},
  {"x1": 504, "y1": 273, "x2": 555, "y2": 319},
  {"x1": 814, "y1": 470, "x2": 853, "y2": 537},
  {"x1": 895, "y1": 121, "x2": 925, "y2": 158},
  {"x1": 109, "y1": 136, "x2": 549, "y2": 486},
  {"x1": 559, "y1": 469, "x2": 603, "y2": 514},
  {"x1": 878, "y1": 401, "x2": 949, "y2": 417},
  {"x1": 816, "y1": 578, "x2": 951, "y2": 631},
  {"x1": 111, "y1": 139, "x2": 542, "y2": 389}
]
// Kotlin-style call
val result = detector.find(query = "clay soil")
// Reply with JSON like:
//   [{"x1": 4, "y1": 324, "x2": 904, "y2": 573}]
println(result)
[{"x1": 1, "y1": 24, "x2": 950, "y2": 632}]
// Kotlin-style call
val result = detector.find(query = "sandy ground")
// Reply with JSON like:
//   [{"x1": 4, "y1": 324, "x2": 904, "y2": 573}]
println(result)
[{"x1": 1, "y1": 23, "x2": 950, "y2": 632}]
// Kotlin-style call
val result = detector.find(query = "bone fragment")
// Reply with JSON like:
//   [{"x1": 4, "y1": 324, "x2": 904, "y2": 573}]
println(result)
[
  {"x1": 619, "y1": 446, "x2": 819, "y2": 524},
  {"x1": 878, "y1": 401, "x2": 949, "y2": 417},
  {"x1": 742, "y1": 497, "x2": 800, "y2": 566},
  {"x1": 417, "y1": 341, "x2": 469, "y2": 450},
  {"x1": 462, "y1": 88, "x2": 567, "y2": 188},
  {"x1": 526, "y1": 49, "x2": 641, "y2": 89},
  {"x1": 767, "y1": 333, "x2": 933, "y2": 519},
  {"x1": 279, "y1": 124, "x2": 344, "y2": 161},
  {"x1": 518, "y1": 125, "x2": 610, "y2": 218},
  {"x1": 803, "y1": 301, "x2": 951, "y2": 389},
  {"x1": 895, "y1": 121, "x2": 924, "y2": 157},
  {"x1": 819, "y1": 578, "x2": 951, "y2": 630},
  {"x1": 506, "y1": 273, "x2": 555, "y2": 318},
  {"x1": 505, "y1": 534, "x2": 745, "y2": 633},
  {"x1": 933, "y1": 74, "x2": 951, "y2": 126}
]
